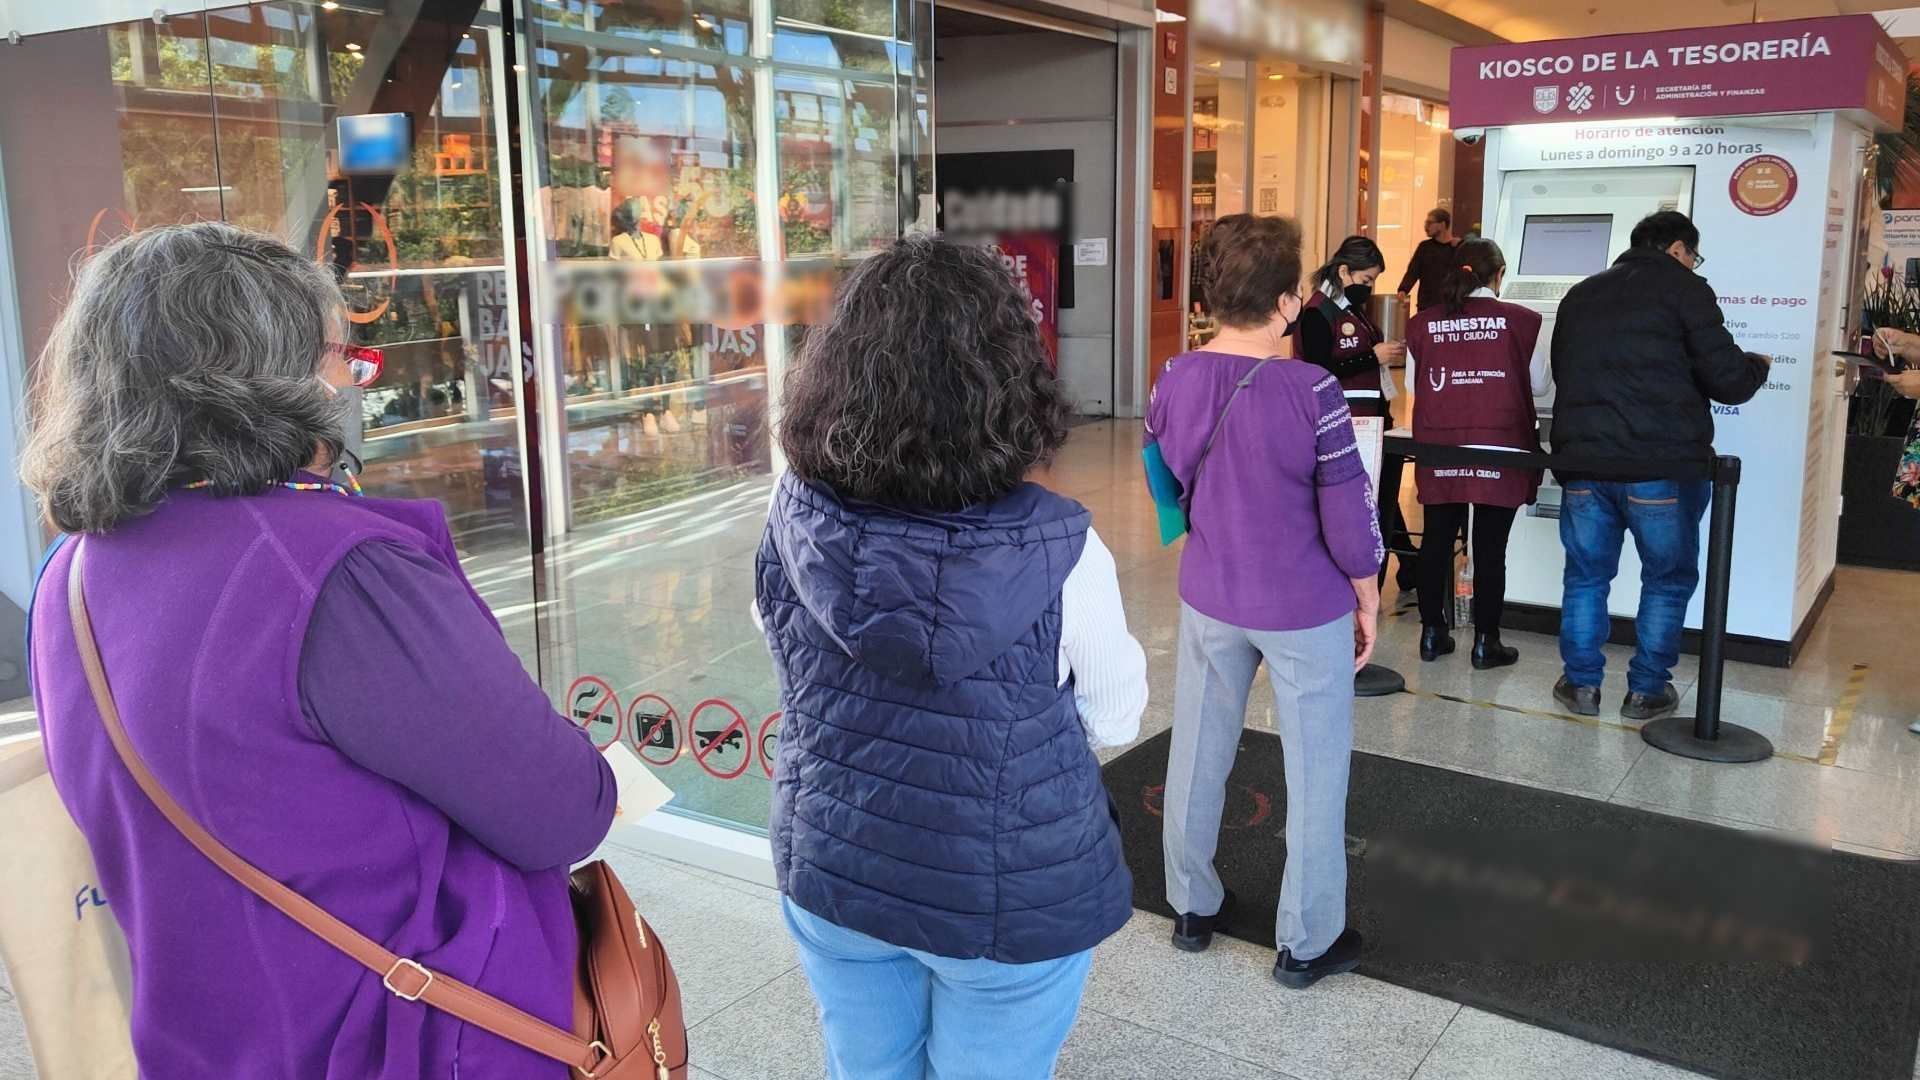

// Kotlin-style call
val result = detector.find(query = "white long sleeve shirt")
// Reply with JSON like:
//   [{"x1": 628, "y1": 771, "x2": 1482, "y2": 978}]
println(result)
[
  {"x1": 1056, "y1": 528, "x2": 1149, "y2": 748},
  {"x1": 750, "y1": 523, "x2": 1148, "y2": 751}
]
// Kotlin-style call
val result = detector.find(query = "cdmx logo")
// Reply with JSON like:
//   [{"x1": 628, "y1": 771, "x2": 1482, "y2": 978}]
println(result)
[{"x1": 1567, "y1": 83, "x2": 1596, "y2": 114}]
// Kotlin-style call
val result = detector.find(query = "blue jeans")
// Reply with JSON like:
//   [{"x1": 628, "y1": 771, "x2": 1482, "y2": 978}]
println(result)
[
  {"x1": 782, "y1": 898, "x2": 1094, "y2": 1080},
  {"x1": 1559, "y1": 479, "x2": 1710, "y2": 696}
]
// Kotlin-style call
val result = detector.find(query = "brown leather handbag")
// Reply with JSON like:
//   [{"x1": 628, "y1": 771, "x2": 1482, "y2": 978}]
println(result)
[{"x1": 65, "y1": 541, "x2": 689, "y2": 1079}]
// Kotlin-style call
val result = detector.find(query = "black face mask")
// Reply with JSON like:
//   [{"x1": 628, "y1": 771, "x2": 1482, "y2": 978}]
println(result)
[{"x1": 1345, "y1": 284, "x2": 1374, "y2": 308}]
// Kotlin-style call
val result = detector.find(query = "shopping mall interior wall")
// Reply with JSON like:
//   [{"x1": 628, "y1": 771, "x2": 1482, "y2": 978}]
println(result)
[{"x1": 936, "y1": 31, "x2": 1119, "y2": 414}]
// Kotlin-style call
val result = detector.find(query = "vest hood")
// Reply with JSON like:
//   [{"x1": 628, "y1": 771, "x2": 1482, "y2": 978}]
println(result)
[{"x1": 766, "y1": 473, "x2": 1090, "y2": 689}]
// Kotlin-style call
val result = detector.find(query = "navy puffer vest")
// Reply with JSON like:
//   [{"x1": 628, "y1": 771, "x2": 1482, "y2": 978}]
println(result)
[{"x1": 756, "y1": 473, "x2": 1134, "y2": 963}]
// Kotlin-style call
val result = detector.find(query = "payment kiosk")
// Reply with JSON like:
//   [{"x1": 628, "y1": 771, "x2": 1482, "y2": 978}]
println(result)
[
  {"x1": 1491, "y1": 166, "x2": 1696, "y2": 516},
  {"x1": 1448, "y1": 15, "x2": 1905, "y2": 663}
]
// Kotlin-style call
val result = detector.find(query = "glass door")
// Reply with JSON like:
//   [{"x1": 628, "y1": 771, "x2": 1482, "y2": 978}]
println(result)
[{"x1": 517, "y1": 0, "x2": 931, "y2": 833}]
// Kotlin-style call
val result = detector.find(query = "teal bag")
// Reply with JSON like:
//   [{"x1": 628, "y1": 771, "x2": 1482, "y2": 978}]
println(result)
[
  {"x1": 1142, "y1": 357, "x2": 1273, "y2": 546},
  {"x1": 1141, "y1": 441, "x2": 1189, "y2": 545}
]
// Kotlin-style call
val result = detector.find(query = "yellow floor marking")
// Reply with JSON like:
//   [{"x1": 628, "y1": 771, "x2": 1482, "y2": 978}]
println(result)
[
  {"x1": 1817, "y1": 664, "x2": 1871, "y2": 767},
  {"x1": 1398, "y1": 685, "x2": 1823, "y2": 766}
]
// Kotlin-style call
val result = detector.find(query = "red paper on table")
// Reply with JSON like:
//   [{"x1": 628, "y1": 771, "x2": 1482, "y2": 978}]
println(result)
[{"x1": 992, "y1": 233, "x2": 1060, "y2": 369}]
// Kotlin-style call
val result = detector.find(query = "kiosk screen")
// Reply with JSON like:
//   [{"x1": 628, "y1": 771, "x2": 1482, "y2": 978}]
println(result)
[{"x1": 1518, "y1": 214, "x2": 1613, "y2": 277}]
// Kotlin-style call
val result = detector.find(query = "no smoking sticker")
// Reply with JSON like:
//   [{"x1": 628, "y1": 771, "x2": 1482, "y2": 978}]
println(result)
[
  {"x1": 567, "y1": 676, "x2": 622, "y2": 751},
  {"x1": 689, "y1": 698, "x2": 752, "y2": 780}
]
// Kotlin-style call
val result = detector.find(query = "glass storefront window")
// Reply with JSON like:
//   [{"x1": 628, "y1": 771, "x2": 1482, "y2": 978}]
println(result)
[
  {"x1": 0, "y1": 0, "x2": 931, "y2": 839},
  {"x1": 524, "y1": 0, "x2": 928, "y2": 833},
  {"x1": 1375, "y1": 92, "x2": 1453, "y2": 295},
  {"x1": 1192, "y1": 51, "x2": 1249, "y2": 233},
  {"x1": 2, "y1": 1, "x2": 536, "y2": 646},
  {"x1": 1188, "y1": 55, "x2": 1331, "y2": 346},
  {"x1": 1251, "y1": 62, "x2": 1331, "y2": 244}
]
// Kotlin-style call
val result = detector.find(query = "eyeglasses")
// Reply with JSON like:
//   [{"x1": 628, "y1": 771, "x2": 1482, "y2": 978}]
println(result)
[
  {"x1": 1690, "y1": 249, "x2": 1706, "y2": 269},
  {"x1": 326, "y1": 343, "x2": 384, "y2": 388}
]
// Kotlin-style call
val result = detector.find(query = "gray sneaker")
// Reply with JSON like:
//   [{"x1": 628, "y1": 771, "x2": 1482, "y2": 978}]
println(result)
[
  {"x1": 1553, "y1": 676, "x2": 1600, "y2": 717},
  {"x1": 1622, "y1": 683, "x2": 1680, "y2": 722}
]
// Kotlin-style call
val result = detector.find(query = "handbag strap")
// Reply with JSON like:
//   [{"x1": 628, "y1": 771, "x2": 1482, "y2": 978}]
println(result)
[
  {"x1": 1183, "y1": 357, "x2": 1274, "y2": 513},
  {"x1": 64, "y1": 541, "x2": 610, "y2": 1078}
]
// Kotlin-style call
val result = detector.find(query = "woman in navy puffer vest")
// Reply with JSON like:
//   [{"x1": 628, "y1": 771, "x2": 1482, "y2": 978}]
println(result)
[{"x1": 756, "y1": 235, "x2": 1148, "y2": 1079}]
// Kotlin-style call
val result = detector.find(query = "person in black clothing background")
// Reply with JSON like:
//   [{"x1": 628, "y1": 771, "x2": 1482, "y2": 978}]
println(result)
[
  {"x1": 1549, "y1": 210, "x2": 1769, "y2": 721},
  {"x1": 1298, "y1": 235, "x2": 1415, "y2": 591},
  {"x1": 1396, "y1": 208, "x2": 1460, "y2": 314}
]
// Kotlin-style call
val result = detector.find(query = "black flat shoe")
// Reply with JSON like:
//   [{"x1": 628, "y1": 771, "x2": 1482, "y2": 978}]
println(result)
[
  {"x1": 1470, "y1": 631, "x2": 1519, "y2": 670},
  {"x1": 1171, "y1": 888, "x2": 1236, "y2": 953},
  {"x1": 1274, "y1": 927, "x2": 1363, "y2": 989},
  {"x1": 1621, "y1": 683, "x2": 1680, "y2": 722},
  {"x1": 1419, "y1": 625, "x2": 1456, "y2": 663},
  {"x1": 1553, "y1": 676, "x2": 1601, "y2": 717}
]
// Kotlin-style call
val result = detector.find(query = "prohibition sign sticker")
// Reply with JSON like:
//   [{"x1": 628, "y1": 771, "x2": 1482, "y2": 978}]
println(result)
[
  {"x1": 567, "y1": 676, "x2": 622, "y2": 750},
  {"x1": 759, "y1": 712, "x2": 782, "y2": 779},
  {"x1": 689, "y1": 698, "x2": 752, "y2": 780},
  {"x1": 626, "y1": 693, "x2": 681, "y2": 767}
]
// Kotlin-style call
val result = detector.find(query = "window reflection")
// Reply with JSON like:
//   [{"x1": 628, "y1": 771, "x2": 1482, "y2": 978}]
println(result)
[
  {"x1": 1375, "y1": 93, "x2": 1454, "y2": 294},
  {"x1": 1, "y1": 0, "x2": 538, "y2": 656},
  {"x1": 0, "y1": 0, "x2": 933, "y2": 833},
  {"x1": 524, "y1": 0, "x2": 924, "y2": 831}
]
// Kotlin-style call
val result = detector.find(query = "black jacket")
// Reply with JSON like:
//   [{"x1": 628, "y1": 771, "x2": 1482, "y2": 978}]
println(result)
[
  {"x1": 1397, "y1": 237, "x2": 1461, "y2": 313},
  {"x1": 1549, "y1": 248, "x2": 1769, "y2": 480}
]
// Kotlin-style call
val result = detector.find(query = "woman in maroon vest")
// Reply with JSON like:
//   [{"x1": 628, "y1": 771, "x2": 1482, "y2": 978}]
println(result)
[
  {"x1": 1405, "y1": 237, "x2": 1547, "y2": 668},
  {"x1": 1298, "y1": 236, "x2": 1417, "y2": 591},
  {"x1": 1297, "y1": 235, "x2": 1403, "y2": 419}
]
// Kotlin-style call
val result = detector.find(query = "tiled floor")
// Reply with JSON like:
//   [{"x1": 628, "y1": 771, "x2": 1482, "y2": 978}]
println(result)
[{"x1": 5, "y1": 419, "x2": 1919, "y2": 1079}]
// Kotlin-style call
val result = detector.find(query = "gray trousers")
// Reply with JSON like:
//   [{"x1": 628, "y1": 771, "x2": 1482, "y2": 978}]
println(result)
[{"x1": 1162, "y1": 603, "x2": 1355, "y2": 960}]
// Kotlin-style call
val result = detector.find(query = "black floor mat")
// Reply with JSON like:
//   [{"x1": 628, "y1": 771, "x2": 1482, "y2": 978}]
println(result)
[{"x1": 1102, "y1": 729, "x2": 1920, "y2": 1080}]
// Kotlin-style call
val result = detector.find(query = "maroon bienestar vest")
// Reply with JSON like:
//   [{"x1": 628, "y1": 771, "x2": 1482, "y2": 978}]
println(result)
[{"x1": 1406, "y1": 295, "x2": 1544, "y2": 508}]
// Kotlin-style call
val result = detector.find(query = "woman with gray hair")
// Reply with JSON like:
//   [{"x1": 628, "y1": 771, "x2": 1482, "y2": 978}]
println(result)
[{"x1": 22, "y1": 222, "x2": 615, "y2": 1077}]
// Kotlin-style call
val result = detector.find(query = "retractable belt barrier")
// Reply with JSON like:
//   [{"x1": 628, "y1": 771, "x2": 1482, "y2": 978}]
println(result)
[{"x1": 1381, "y1": 436, "x2": 1769, "y2": 765}]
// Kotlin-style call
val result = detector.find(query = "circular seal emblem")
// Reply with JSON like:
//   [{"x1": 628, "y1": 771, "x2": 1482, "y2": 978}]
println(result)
[
  {"x1": 1341, "y1": 321, "x2": 1357, "y2": 337},
  {"x1": 1728, "y1": 155, "x2": 1798, "y2": 217}
]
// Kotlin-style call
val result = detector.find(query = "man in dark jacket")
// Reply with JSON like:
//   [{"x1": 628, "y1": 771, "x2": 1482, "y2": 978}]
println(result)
[
  {"x1": 1548, "y1": 210, "x2": 1768, "y2": 721},
  {"x1": 1396, "y1": 207, "x2": 1461, "y2": 313}
]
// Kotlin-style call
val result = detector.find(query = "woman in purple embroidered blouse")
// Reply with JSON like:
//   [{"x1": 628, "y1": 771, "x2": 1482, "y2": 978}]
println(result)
[
  {"x1": 1144, "y1": 213, "x2": 1383, "y2": 990},
  {"x1": 21, "y1": 222, "x2": 614, "y2": 1078}
]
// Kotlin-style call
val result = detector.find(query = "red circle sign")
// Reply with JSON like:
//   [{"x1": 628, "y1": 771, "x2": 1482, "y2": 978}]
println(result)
[
  {"x1": 689, "y1": 699, "x2": 752, "y2": 780},
  {"x1": 626, "y1": 693, "x2": 681, "y2": 767},
  {"x1": 566, "y1": 676, "x2": 622, "y2": 750},
  {"x1": 759, "y1": 712, "x2": 782, "y2": 779},
  {"x1": 1142, "y1": 783, "x2": 1271, "y2": 830},
  {"x1": 1729, "y1": 154, "x2": 1798, "y2": 217}
]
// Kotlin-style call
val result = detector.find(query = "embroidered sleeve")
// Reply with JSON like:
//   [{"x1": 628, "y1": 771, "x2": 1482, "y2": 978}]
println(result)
[{"x1": 1308, "y1": 375, "x2": 1386, "y2": 578}]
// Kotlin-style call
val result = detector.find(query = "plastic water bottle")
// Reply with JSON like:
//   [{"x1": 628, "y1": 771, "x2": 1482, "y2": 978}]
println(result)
[{"x1": 1453, "y1": 549, "x2": 1475, "y2": 629}]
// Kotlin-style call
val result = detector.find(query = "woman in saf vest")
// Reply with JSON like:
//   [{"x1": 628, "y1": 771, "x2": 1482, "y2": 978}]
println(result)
[
  {"x1": 1404, "y1": 237, "x2": 1548, "y2": 668},
  {"x1": 1297, "y1": 235, "x2": 1416, "y2": 591}
]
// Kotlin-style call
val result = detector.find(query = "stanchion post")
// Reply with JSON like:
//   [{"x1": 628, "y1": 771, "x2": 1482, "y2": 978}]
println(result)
[
  {"x1": 1640, "y1": 455, "x2": 1773, "y2": 763},
  {"x1": 1691, "y1": 456, "x2": 1738, "y2": 741}
]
